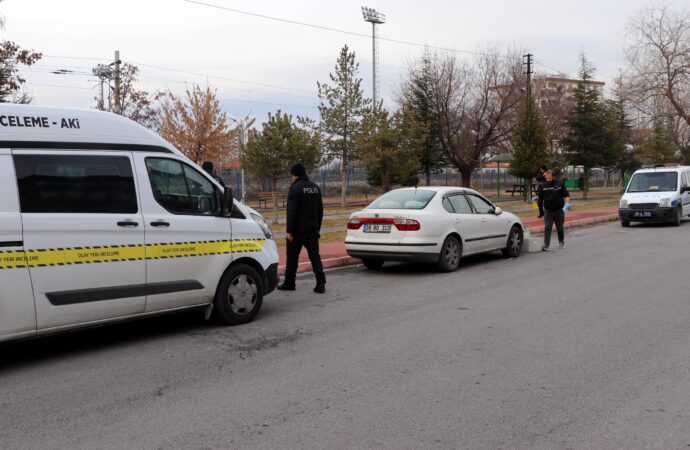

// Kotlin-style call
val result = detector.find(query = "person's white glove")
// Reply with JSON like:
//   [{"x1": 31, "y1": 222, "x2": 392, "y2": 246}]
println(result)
[{"x1": 563, "y1": 203, "x2": 571, "y2": 214}]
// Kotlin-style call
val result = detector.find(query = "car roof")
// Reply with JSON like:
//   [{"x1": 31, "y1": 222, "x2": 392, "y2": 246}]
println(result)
[
  {"x1": 387, "y1": 186, "x2": 479, "y2": 195},
  {"x1": 0, "y1": 104, "x2": 184, "y2": 158}
]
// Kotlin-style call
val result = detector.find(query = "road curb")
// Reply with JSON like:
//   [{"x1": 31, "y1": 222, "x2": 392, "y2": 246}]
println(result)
[{"x1": 282, "y1": 213, "x2": 620, "y2": 275}]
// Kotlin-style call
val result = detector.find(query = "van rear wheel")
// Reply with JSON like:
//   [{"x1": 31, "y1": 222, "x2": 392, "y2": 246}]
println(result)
[{"x1": 214, "y1": 264, "x2": 264, "y2": 325}]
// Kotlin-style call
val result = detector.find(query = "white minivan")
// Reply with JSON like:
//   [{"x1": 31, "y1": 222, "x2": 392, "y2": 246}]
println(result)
[
  {"x1": 619, "y1": 166, "x2": 690, "y2": 227},
  {"x1": 0, "y1": 105, "x2": 279, "y2": 343}
]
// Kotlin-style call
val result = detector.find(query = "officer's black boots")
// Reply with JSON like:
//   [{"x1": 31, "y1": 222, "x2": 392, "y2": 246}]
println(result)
[
  {"x1": 313, "y1": 283, "x2": 325, "y2": 294},
  {"x1": 277, "y1": 281, "x2": 295, "y2": 291}
]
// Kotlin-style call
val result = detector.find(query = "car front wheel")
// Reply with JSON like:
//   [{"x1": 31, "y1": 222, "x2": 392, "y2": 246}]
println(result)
[{"x1": 502, "y1": 225, "x2": 523, "y2": 258}]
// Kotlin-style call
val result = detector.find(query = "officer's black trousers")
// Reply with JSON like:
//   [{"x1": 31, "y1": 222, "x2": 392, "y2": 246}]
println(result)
[
  {"x1": 284, "y1": 231, "x2": 325, "y2": 286},
  {"x1": 543, "y1": 209, "x2": 564, "y2": 247}
]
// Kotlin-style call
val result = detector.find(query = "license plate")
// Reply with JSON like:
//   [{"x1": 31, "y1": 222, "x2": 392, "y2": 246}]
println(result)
[
  {"x1": 633, "y1": 211, "x2": 652, "y2": 218},
  {"x1": 363, "y1": 223, "x2": 391, "y2": 233}
]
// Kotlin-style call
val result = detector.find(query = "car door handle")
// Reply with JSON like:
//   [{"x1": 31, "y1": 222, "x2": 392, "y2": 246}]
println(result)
[
  {"x1": 150, "y1": 221, "x2": 170, "y2": 227},
  {"x1": 117, "y1": 220, "x2": 139, "y2": 227}
]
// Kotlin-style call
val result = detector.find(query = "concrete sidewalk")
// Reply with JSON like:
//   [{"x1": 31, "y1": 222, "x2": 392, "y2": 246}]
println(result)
[{"x1": 278, "y1": 206, "x2": 619, "y2": 275}]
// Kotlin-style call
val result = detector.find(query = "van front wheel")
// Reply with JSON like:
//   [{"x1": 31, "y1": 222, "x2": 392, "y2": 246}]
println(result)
[
  {"x1": 214, "y1": 264, "x2": 264, "y2": 325},
  {"x1": 672, "y1": 207, "x2": 681, "y2": 227}
]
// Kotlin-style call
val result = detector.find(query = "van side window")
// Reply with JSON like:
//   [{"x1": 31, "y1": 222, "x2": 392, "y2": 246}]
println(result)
[
  {"x1": 13, "y1": 154, "x2": 137, "y2": 213},
  {"x1": 682, "y1": 172, "x2": 689, "y2": 188},
  {"x1": 146, "y1": 158, "x2": 219, "y2": 215}
]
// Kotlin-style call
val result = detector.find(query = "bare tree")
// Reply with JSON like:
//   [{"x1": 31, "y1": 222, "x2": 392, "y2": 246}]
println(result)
[
  {"x1": 427, "y1": 48, "x2": 524, "y2": 187},
  {"x1": 625, "y1": 3, "x2": 690, "y2": 162}
]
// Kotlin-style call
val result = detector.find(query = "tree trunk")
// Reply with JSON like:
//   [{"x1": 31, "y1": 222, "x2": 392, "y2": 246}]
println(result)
[
  {"x1": 583, "y1": 166, "x2": 589, "y2": 200},
  {"x1": 271, "y1": 176, "x2": 279, "y2": 224},
  {"x1": 458, "y1": 166, "x2": 472, "y2": 188},
  {"x1": 425, "y1": 167, "x2": 431, "y2": 186},
  {"x1": 340, "y1": 156, "x2": 347, "y2": 208}
]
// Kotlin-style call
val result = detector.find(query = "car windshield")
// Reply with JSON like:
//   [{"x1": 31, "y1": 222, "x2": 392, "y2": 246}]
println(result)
[
  {"x1": 627, "y1": 172, "x2": 678, "y2": 193},
  {"x1": 368, "y1": 189, "x2": 436, "y2": 210}
]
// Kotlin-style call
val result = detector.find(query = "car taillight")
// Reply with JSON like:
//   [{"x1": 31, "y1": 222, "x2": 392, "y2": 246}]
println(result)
[
  {"x1": 347, "y1": 217, "x2": 362, "y2": 229},
  {"x1": 394, "y1": 218, "x2": 420, "y2": 231}
]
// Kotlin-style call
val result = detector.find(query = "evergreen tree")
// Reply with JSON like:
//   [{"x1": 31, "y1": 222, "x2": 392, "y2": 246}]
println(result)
[
  {"x1": 401, "y1": 53, "x2": 444, "y2": 185},
  {"x1": 510, "y1": 95, "x2": 549, "y2": 201},
  {"x1": 562, "y1": 54, "x2": 616, "y2": 199},
  {"x1": 243, "y1": 111, "x2": 321, "y2": 223},
  {"x1": 357, "y1": 107, "x2": 421, "y2": 192},
  {"x1": 640, "y1": 121, "x2": 677, "y2": 165},
  {"x1": 317, "y1": 45, "x2": 371, "y2": 207}
]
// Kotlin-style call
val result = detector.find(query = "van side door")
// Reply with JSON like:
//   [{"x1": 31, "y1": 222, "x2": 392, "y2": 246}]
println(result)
[
  {"x1": 134, "y1": 155, "x2": 232, "y2": 312},
  {"x1": 0, "y1": 149, "x2": 36, "y2": 341},
  {"x1": 14, "y1": 151, "x2": 146, "y2": 330},
  {"x1": 681, "y1": 171, "x2": 690, "y2": 217}
]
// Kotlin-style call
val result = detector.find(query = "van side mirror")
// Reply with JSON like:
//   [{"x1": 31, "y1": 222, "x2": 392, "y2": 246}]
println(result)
[
  {"x1": 682, "y1": 186, "x2": 690, "y2": 193},
  {"x1": 221, "y1": 187, "x2": 234, "y2": 217}
]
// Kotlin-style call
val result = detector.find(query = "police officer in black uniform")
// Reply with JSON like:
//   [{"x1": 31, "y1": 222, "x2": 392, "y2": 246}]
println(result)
[
  {"x1": 536, "y1": 169, "x2": 571, "y2": 251},
  {"x1": 278, "y1": 163, "x2": 326, "y2": 293}
]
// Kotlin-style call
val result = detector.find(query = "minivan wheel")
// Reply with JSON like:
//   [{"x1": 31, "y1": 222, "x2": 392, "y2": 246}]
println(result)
[
  {"x1": 502, "y1": 225, "x2": 523, "y2": 258},
  {"x1": 362, "y1": 258, "x2": 384, "y2": 270},
  {"x1": 436, "y1": 235, "x2": 461, "y2": 272},
  {"x1": 672, "y1": 207, "x2": 681, "y2": 226},
  {"x1": 214, "y1": 264, "x2": 264, "y2": 325}
]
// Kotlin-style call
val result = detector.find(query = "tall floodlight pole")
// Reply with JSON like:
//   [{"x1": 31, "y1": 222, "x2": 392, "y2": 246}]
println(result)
[
  {"x1": 229, "y1": 114, "x2": 255, "y2": 203},
  {"x1": 361, "y1": 6, "x2": 385, "y2": 111}
]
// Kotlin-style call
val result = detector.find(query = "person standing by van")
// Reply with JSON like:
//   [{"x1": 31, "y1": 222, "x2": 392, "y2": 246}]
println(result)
[
  {"x1": 537, "y1": 169, "x2": 571, "y2": 251},
  {"x1": 535, "y1": 164, "x2": 547, "y2": 218},
  {"x1": 278, "y1": 163, "x2": 326, "y2": 294},
  {"x1": 202, "y1": 161, "x2": 225, "y2": 188}
]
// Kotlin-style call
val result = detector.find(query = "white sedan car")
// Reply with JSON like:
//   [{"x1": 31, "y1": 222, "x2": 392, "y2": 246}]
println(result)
[{"x1": 345, "y1": 187, "x2": 525, "y2": 272}]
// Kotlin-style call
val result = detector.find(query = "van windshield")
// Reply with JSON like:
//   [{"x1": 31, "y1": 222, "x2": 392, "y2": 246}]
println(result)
[
  {"x1": 368, "y1": 189, "x2": 436, "y2": 210},
  {"x1": 627, "y1": 172, "x2": 678, "y2": 193}
]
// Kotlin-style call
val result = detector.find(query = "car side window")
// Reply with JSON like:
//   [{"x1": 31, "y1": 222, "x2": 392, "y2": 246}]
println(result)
[
  {"x1": 467, "y1": 194, "x2": 494, "y2": 214},
  {"x1": 448, "y1": 194, "x2": 473, "y2": 214},
  {"x1": 442, "y1": 197, "x2": 455, "y2": 213},
  {"x1": 13, "y1": 154, "x2": 138, "y2": 214},
  {"x1": 146, "y1": 158, "x2": 219, "y2": 215}
]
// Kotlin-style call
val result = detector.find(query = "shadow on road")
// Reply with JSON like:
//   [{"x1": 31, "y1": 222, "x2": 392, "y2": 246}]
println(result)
[{"x1": 0, "y1": 309, "x2": 210, "y2": 371}]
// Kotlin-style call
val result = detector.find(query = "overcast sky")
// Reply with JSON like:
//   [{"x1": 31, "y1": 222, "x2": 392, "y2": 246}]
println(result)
[{"x1": 2, "y1": 0, "x2": 685, "y2": 123}]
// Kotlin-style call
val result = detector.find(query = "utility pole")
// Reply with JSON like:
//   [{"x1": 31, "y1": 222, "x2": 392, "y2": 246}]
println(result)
[
  {"x1": 229, "y1": 114, "x2": 255, "y2": 203},
  {"x1": 113, "y1": 50, "x2": 122, "y2": 115},
  {"x1": 523, "y1": 53, "x2": 534, "y2": 202},
  {"x1": 361, "y1": 6, "x2": 386, "y2": 111}
]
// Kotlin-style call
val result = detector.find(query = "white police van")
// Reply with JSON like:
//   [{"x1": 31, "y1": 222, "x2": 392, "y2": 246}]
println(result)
[
  {"x1": 619, "y1": 165, "x2": 690, "y2": 227},
  {"x1": 0, "y1": 104, "x2": 279, "y2": 343}
]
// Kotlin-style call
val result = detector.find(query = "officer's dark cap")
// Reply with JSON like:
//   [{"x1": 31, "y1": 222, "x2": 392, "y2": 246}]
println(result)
[{"x1": 290, "y1": 163, "x2": 306, "y2": 177}]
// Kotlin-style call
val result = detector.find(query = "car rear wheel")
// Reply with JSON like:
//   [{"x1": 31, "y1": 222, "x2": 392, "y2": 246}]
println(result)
[
  {"x1": 501, "y1": 225, "x2": 523, "y2": 258},
  {"x1": 362, "y1": 258, "x2": 384, "y2": 270},
  {"x1": 214, "y1": 264, "x2": 264, "y2": 325},
  {"x1": 437, "y1": 235, "x2": 461, "y2": 272}
]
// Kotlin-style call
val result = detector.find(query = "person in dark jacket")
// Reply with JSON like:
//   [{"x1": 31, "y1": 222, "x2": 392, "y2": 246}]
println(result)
[
  {"x1": 202, "y1": 161, "x2": 225, "y2": 188},
  {"x1": 278, "y1": 163, "x2": 326, "y2": 293},
  {"x1": 536, "y1": 169, "x2": 571, "y2": 251},
  {"x1": 535, "y1": 164, "x2": 547, "y2": 218}
]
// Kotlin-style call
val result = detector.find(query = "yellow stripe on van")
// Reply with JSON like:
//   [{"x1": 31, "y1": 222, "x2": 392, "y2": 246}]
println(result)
[{"x1": 0, "y1": 239, "x2": 266, "y2": 270}]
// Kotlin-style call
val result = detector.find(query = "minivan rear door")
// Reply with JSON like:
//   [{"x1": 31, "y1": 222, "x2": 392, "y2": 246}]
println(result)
[{"x1": 13, "y1": 150, "x2": 146, "y2": 330}]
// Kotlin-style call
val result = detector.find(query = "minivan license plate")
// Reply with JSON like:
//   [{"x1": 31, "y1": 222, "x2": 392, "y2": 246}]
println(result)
[
  {"x1": 633, "y1": 211, "x2": 652, "y2": 218},
  {"x1": 363, "y1": 224, "x2": 391, "y2": 233}
]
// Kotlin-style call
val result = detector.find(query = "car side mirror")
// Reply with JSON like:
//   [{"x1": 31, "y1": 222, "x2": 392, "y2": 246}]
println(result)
[
  {"x1": 221, "y1": 187, "x2": 234, "y2": 217},
  {"x1": 494, "y1": 206, "x2": 503, "y2": 215}
]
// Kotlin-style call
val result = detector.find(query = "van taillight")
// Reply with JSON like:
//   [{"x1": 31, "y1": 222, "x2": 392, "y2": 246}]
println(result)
[
  {"x1": 347, "y1": 218, "x2": 362, "y2": 230},
  {"x1": 394, "y1": 219, "x2": 420, "y2": 231}
]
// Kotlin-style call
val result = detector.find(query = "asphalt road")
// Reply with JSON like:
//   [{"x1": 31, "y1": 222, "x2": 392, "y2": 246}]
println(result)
[{"x1": 2, "y1": 220, "x2": 690, "y2": 449}]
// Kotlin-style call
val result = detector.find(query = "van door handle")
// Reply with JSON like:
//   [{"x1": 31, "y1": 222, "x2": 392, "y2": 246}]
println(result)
[
  {"x1": 117, "y1": 220, "x2": 139, "y2": 227},
  {"x1": 150, "y1": 221, "x2": 170, "y2": 227}
]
